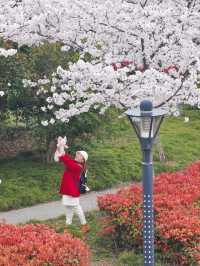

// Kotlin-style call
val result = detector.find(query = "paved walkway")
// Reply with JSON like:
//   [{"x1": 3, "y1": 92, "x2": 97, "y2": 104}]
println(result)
[{"x1": 0, "y1": 185, "x2": 128, "y2": 225}]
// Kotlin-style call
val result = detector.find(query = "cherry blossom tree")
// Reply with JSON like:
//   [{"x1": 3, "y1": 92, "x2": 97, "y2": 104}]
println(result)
[{"x1": 0, "y1": 0, "x2": 200, "y2": 124}]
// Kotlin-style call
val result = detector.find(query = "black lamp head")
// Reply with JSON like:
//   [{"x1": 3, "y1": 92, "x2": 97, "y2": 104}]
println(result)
[{"x1": 140, "y1": 100, "x2": 153, "y2": 112}]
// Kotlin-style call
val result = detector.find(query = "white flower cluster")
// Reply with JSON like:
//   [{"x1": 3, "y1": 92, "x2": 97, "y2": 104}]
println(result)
[
  {"x1": 41, "y1": 118, "x2": 55, "y2": 126},
  {"x1": 38, "y1": 78, "x2": 50, "y2": 85},
  {"x1": 0, "y1": 48, "x2": 17, "y2": 57},
  {"x1": 0, "y1": 91, "x2": 5, "y2": 97},
  {"x1": 0, "y1": 0, "x2": 200, "y2": 124},
  {"x1": 23, "y1": 79, "x2": 37, "y2": 88}
]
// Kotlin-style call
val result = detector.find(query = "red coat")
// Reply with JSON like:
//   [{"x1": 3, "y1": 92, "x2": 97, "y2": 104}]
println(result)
[{"x1": 59, "y1": 154, "x2": 82, "y2": 197}]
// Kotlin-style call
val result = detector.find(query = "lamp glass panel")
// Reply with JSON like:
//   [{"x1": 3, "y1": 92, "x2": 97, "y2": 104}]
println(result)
[
  {"x1": 131, "y1": 117, "x2": 141, "y2": 137},
  {"x1": 153, "y1": 116, "x2": 163, "y2": 138},
  {"x1": 140, "y1": 117, "x2": 154, "y2": 138}
]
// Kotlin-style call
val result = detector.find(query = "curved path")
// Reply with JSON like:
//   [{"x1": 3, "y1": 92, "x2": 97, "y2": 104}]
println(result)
[{"x1": 0, "y1": 184, "x2": 130, "y2": 225}]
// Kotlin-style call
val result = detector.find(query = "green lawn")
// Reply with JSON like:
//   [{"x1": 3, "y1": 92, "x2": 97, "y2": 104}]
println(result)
[
  {"x1": 0, "y1": 108, "x2": 200, "y2": 211},
  {"x1": 0, "y1": 159, "x2": 62, "y2": 210}
]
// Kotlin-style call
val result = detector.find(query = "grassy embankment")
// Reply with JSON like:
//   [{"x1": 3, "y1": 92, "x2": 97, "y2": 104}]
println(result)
[{"x1": 0, "y1": 108, "x2": 199, "y2": 211}]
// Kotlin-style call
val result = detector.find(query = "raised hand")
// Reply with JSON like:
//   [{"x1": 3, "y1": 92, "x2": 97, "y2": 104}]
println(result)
[{"x1": 57, "y1": 136, "x2": 68, "y2": 150}]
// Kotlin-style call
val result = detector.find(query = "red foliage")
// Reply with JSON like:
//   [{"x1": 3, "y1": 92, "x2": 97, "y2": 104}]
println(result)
[
  {"x1": 98, "y1": 161, "x2": 200, "y2": 265},
  {"x1": 111, "y1": 59, "x2": 179, "y2": 75},
  {"x1": 0, "y1": 224, "x2": 90, "y2": 266},
  {"x1": 112, "y1": 60, "x2": 134, "y2": 70}
]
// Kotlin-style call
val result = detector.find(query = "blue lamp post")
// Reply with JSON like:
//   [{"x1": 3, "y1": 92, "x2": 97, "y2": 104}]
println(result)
[{"x1": 125, "y1": 100, "x2": 167, "y2": 266}]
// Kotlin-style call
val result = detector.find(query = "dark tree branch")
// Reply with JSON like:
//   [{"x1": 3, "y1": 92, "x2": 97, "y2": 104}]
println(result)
[
  {"x1": 187, "y1": 0, "x2": 196, "y2": 9},
  {"x1": 140, "y1": 0, "x2": 148, "y2": 8},
  {"x1": 155, "y1": 58, "x2": 198, "y2": 108},
  {"x1": 99, "y1": 22, "x2": 138, "y2": 38},
  {"x1": 118, "y1": 101, "x2": 137, "y2": 129},
  {"x1": 141, "y1": 38, "x2": 148, "y2": 70},
  {"x1": 155, "y1": 69, "x2": 190, "y2": 108},
  {"x1": 150, "y1": 42, "x2": 167, "y2": 60}
]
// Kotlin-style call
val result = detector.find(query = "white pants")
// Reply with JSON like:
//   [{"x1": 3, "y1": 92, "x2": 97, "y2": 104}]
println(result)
[{"x1": 65, "y1": 204, "x2": 87, "y2": 225}]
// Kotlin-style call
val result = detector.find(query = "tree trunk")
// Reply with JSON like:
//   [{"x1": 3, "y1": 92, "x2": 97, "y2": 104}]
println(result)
[
  {"x1": 154, "y1": 135, "x2": 166, "y2": 161},
  {"x1": 15, "y1": 111, "x2": 19, "y2": 127},
  {"x1": 46, "y1": 139, "x2": 57, "y2": 163}
]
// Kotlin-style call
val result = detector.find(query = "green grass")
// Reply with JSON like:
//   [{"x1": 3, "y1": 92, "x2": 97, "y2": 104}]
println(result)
[
  {"x1": 28, "y1": 211, "x2": 168, "y2": 266},
  {"x1": 28, "y1": 211, "x2": 117, "y2": 263},
  {"x1": 0, "y1": 158, "x2": 63, "y2": 210},
  {"x1": 0, "y1": 108, "x2": 200, "y2": 211},
  {"x1": 81, "y1": 108, "x2": 200, "y2": 190}
]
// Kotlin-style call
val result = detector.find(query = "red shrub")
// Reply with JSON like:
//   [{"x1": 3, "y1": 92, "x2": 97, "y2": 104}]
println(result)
[
  {"x1": 0, "y1": 224, "x2": 90, "y2": 266},
  {"x1": 98, "y1": 161, "x2": 200, "y2": 265}
]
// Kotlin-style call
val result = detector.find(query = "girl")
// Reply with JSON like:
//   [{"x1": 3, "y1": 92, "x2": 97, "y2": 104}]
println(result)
[{"x1": 54, "y1": 137, "x2": 90, "y2": 234}]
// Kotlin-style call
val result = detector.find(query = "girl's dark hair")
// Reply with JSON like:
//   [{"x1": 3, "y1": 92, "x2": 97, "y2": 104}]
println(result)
[{"x1": 81, "y1": 162, "x2": 87, "y2": 175}]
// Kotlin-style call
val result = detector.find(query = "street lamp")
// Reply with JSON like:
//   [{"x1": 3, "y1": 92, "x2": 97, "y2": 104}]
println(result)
[{"x1": 125, "y1": 100, "x2": 168, "y2": 266}]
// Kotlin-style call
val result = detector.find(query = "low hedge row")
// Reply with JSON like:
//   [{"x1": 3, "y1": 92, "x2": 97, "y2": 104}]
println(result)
[
  {"x1": 98, "y1": 161, "x2": 200, "y2": 265},
  {"x1": 0, "y1": 223, "x2": 90, "y2": 266}
]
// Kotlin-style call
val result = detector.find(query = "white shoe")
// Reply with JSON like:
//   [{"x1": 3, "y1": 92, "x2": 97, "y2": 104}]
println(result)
[{"x1": 85, "y1": 186, "x2": 90, "y2": 192}]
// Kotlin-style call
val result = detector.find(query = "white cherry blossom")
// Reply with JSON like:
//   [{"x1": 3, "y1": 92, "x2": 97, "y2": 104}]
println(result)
[
  {"x1": 41, "y1": 120, "x2": 48, "y2": 126},
  {"x1": 49, "y1": 118, "x2": 55, "y2": 124},
  {"x1": 0, "y1": 0, "x2": 200, "y2": 123},
  {"x1": 0, "y1": 48, "x2": 17, "y2": 57},
  {"x1": 0, "y1": 91, "x2": 5, "y2": 96}
]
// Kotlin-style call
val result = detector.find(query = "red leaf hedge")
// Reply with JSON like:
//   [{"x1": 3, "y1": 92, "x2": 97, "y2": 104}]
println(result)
[
  {"x1": 98, "y1": 161, "x2": 200, "y2": 265},
  {"x1": 0, "y1": 224, "x2": 90, "y2": 266}
]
